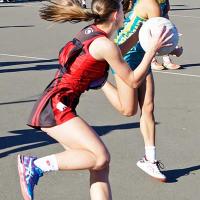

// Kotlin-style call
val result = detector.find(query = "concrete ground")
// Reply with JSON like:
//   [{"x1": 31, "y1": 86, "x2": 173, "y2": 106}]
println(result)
[{"x1": 0, "y1": 0, "x2": 200, "y2": 199}]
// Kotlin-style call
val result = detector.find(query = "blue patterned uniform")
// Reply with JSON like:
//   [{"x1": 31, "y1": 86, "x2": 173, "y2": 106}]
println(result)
[
  {"x1": 112, "y1": 0, "x2": 169, "y2": 74},
  {"x1": 158, "y1": 0, "x2": 169, "y2": 17},
  {"x1": 111, "y1": 0, "x2": 147, "y2": 74}
]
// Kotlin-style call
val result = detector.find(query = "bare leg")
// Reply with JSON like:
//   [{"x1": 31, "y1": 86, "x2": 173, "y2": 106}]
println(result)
[
  {"x1": 103, "y1": 72, "x2": 155, "y2": 148},
  {"x1": 90, "y1": 166, "x2": 112, "y2": 200},
  {"x1": 138, "y1": 73, "x2": 155, "y2": 146},
  {"x1": 136, "y1": 76, "x2": 167, "y2": 180},
  {"x1": 102, "y1": 75, "x2": 138, "y2": 116},
  {"x1": 41, "y1": 117, "x2": 112, "y2": 200}
]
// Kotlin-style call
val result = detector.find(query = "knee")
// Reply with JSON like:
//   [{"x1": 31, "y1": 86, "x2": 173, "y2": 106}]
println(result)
[{"x1": 93, "y1": 151, "x2": 110, "y2": 170}]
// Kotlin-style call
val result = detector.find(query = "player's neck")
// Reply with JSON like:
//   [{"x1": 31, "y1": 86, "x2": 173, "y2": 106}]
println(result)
[{"x1": 96, "y1": 23, "x2": 116, "y2": 39}]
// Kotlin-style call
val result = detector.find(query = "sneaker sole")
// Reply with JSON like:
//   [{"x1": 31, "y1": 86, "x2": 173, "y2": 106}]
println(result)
[
  {"x1": 17, "y1": 155, "x2": 32, "y2": 200},
  {"x1": 136, "y1": 162, "x2": 167, "y2": 183}
]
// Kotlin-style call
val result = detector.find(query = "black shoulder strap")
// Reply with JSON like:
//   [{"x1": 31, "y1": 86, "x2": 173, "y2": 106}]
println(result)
[
  {"x1": 75, "y1": 25, "x2": 107, "y2": 43},
  {"x1": 58, "y1": 25, "x2": 107, "y2": 73}
]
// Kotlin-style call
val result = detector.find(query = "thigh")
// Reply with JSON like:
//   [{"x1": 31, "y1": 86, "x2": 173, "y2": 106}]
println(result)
[
  {"x1": 41, "y1": 117, "x2": 108, "y2": 155},
  {"x1": 138, "y1": 73, "x2": 155, "y2": 109},
  {"x1": 115, "y1": 74, "x2": 138, "y2": 112}
]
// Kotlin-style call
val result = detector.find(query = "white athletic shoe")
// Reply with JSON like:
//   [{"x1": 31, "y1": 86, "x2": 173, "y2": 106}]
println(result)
[{"x1": 136, "y1": 156, "x2": 166, "y2": 182}]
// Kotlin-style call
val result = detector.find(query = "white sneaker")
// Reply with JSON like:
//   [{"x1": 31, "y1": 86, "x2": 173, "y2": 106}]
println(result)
[{"x1": 136, "y1": 156, "x2": 166, "y2": 182}]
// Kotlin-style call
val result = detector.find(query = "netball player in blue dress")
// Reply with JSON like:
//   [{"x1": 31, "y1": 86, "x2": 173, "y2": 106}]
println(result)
[{"x1": 102, "y1": 0, "x2": 181, "y2": 181}]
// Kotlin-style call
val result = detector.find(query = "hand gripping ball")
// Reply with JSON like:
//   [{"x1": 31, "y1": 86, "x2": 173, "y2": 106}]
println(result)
[{"x1": 139, "y1": 17, "x2": 179, "y2": 55}]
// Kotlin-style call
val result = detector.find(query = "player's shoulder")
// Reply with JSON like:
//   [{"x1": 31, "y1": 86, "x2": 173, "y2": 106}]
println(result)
[
  {"x1": 141, "y1": 0, "x2": 160, "y2": 8},
  {"x1": 93, "y1": 36, "x2": 117, "y2": 51},
  {"x1": 135, "y1": 0, "x2": 159, "y2": 18},
  {"x1": 89, "y1": 36, "x2": 119, "y2": 60},
  {"x1": 140, "y1": 0, "x2": 160, "y2": 16}
]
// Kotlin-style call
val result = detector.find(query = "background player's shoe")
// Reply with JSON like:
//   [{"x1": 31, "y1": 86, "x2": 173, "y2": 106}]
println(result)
[
  {"x1": 151, "y1": 60, "x2": 165, "y2": 70},
  {"x1": 163, "y1": 61, "x2": 181, "y2": 70},
  {"x1": 18, "y1": 155, "x2": 43, "y2": 200},
  {"x1": 81, "y1": 0, "x2": 86, "y2": 8},
  {"x1": 136, "y1": 156, "x2": 166, "y2": 182}
]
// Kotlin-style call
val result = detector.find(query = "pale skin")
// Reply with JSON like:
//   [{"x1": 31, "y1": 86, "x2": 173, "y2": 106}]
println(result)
[
  {"x1": 152, "y1": 0, "x2": 183, "y2": 69},
  {"x1": 101, "y1": 0, "x2": 171, "y2": 149},
  {"x1": 41, "y1": 2, "x2": 172, "y2": 200}
]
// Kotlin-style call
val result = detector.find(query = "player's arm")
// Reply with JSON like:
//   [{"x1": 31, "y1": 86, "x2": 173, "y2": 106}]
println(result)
[
  {"x1": 118, "y1": 0, "x2": 161, "y2": 55},
  {"x1": 118, "y1": 24, "x2": 141, "y2": 56},
  {"x1": 143, "y1": 0, "x2": 161, "y2": 18},
  {"x1": 105, "y1": 42, "x2": 158, "y2": 88},
  {"x1": 90, "y1": 25, "x2": 172, "y2": 87},
  {"x1": 90, "y1": 37, "x2": 157, "y2": 88}
]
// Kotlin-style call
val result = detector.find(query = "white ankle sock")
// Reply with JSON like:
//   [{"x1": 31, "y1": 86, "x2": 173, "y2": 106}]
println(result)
[
  {"x1": 34, "y1": 155, "x2": 59, "y2": 173},
  {"x1": 145, "y1": 146, "x2": 156, "y2": 162},
  {"x1": 163, "y1": 55, "x2": 171, "y2": 63}
]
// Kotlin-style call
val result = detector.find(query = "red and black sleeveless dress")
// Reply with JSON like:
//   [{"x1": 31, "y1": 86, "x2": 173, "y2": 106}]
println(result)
[{"x1": 27, "y1": 25, "x2": 109, "y2": 129}]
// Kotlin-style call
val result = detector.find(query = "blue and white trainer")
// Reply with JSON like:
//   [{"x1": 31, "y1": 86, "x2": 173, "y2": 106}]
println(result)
[{"x1": 17, "y1": 155, "x2": 43, "y2": 200}]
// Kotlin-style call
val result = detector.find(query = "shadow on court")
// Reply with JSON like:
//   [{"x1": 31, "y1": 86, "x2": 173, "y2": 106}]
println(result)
[
  {"x1": 171, "y1": 7, "x2": 200, "y2": 11},
  {"x1": 0, "y1": 122, "x2": 141, "y2": 158},
  {"x1": 164, "y1": 165, "x2": 200, "y2": 183},
  {"x1": 0, "y1": 59, "x2": 59, "y2": 73},
  {"x1": 0, "y1": 99, "x2": 37, "y2": 106},
  {"x1": 0, "y1": 64, "x2": 59, "y2": 73},
  {"x1": 0, "y1": 59, "x2": 57, "y2": 67},
  {"x1": 93, "y1": 122, "x2": 162, "y2": 136},
  {"x1": 0, "y1": 5, "x2": 24, "y2": 8},
  {"x1": 181, "y1": 63, "x2": 200, "y2": 69},
  {"x1": 0, "y1": 25, "x2": 34, "y2": 29},
  {"x1": 0, "y1": 58, "x2": 57, "y2": 66},
  {"x1": 92, "y1": 122, "x2": 140, "y2": 136},
  {"x1": 0, "y1": 0, "x2": 41, "y2": 5},
  {"x1": 171, "y1": 4, "x2": 186, "y2": 7},
  {"x1": 0, "y1": 129, "x2": 57, "y2": 158}
]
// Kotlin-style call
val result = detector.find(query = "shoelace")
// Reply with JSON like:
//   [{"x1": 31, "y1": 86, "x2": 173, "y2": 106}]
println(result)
[
  {"x1": 155, "y1": 160, "x2": 165, "y2": 170},
  {"x1": 25, "y1": 165, "x2": 39, "y2": 187}
]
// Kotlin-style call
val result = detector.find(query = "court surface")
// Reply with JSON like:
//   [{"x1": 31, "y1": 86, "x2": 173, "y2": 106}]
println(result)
[{"x1": 0, "y1": 0, "x2": 200, "y2": 199}]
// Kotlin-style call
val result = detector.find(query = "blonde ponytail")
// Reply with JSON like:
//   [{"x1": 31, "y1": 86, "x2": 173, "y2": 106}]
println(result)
[
  {"x1": 40, "y1": 0, "x2": 95, "y2": 23},
  {"x1": 40, "y1": 0, "x2": 121, "y2": 24}
]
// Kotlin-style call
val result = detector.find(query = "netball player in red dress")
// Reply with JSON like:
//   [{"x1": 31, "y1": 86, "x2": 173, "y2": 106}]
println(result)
[{"x1": 17, "y1": 0, "x2": 172, "y2": 200}]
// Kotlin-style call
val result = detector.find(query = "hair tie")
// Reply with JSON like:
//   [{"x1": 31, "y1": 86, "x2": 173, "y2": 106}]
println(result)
[{"x1": 93, "y1": 12, "x2": 101, "y2": 20}]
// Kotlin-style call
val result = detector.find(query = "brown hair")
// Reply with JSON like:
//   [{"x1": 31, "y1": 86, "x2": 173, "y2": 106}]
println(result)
[
  {"x1": 40, "y1": 0, "x2": 121, "y2": 24},
  {"x1": 122, "y1": 0, "x2": 133, "y2": 13}
]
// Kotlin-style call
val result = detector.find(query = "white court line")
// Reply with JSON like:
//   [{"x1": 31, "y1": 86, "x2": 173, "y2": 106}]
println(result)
[
  {"x1": 153, "y1": 70, "x2": 200, "y2": 78},
  {"x1": 169, "y1": 14, "x2": 200, "y2": 19},
  {"x1": 1, "y1": 53, "x2": 200, "y2": 78},
  {"x1": 0, "y1": 53, "x2": 51, "y2": 61}
]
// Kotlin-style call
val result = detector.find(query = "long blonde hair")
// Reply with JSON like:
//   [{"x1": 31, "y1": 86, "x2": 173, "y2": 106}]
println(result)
[{"x1": 40, "y1": 0, "x2": 121, "y2": 23}]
